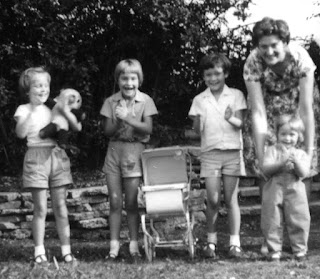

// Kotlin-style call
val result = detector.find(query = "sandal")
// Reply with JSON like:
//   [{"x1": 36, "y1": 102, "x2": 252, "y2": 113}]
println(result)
[
  {"x1": 63, "y1": 253, "x2": 77, "y2": 263},
  {"x1": 130, "y1": 252, "x2": 142, "y2": 264},
  {"x1": 203, "y1": 243, "x2": 217, "y2": 259},
  {"x1": 34, "y1": 254, "x2": 48, "y2": 265},
  {"x1": 105, "y1": 253, "x2": 118, "y2": 262},
  {"x1": 228, "y1": 245, "x2": 243, "y2": 259}
]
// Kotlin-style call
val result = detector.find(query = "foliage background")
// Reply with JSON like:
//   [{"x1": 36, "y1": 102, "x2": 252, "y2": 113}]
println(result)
[{"x1": 0, "y1": 0, "x2": 319, "y2": 175}]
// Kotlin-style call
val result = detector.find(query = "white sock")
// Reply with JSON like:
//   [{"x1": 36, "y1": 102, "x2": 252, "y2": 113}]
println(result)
[
  {"x1": 230, "y1": 235, "x2": 240, "y2": 247},
  {"x1": 110, "y1": 240, "x2": 120, "y2": 256},
  {"x1": 61, "y1": 245, "x2": 71, "y2": 256},
  {"x1": 34, "y1": 245, "x2": 46, "y2": 258},
  {"x1": 129, "y1": 240, "x2": 140, "y2": 255},
  {"x1": 207, "y1": 232, "x2": 217, "y2": 245}
]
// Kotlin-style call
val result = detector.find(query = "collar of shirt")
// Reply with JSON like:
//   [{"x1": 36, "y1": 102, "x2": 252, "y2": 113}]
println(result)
[
  {"x1": 111, "y1": 90, "x2": 144, "y2": 103},
  {"x1": 111, "y1": 90, "x2": 144, "y2": 117},
  {"x1": 201, "y1": 85, "x2": 233, "y2": 114}
]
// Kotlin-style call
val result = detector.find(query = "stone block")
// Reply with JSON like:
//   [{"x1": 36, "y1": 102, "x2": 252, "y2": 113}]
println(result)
[
  {"x1": 0, "y1": 215, "x2": 24, "y2": 223},
  {"x1": 91, "y1": 202, "x2": 109, "y2": 212},
  {"x1": 10, "y1": 229, "x2": 32, "y2": 239},
  {"x1": 68, "y1": 211, "x2": 95, "y2": 221},
  {"x1": 67, "y1": 196, "x2": 108, "y2": 206},
  {"x1": 0, "y1": 208, "x2": 33, "y2": 216},
  {"x1": 0, "y1": 201, "x2": 21, "y2": 210},
  {"x1": 23, "y1": 201, "x2": 34, "y2": 210},
  {"x1": 21, "y1": 221, "x2": 56, "y2": 229},
  {"x1": 26, "y1": 215, "x2": 33, "y2": 222},
  {"x1": 75, "y1": 203, "x2": 92, "y2": 212},
  {"x1": 77, "y1": 218, "x2": 108, "y2": 229},
  {"x1": 20, "y1": 192, "x2": 33, "y2": 202},
  {"x1": 239, "y1": 177, "x2": 257, "y2": 187},
  {"x1": 67, "y1": 186, "x2": 108, "y2": 199},
  {"x1": 0, "y1": 192, "x2": 20, "y2": 203},
  {"x1": 0, "y1": 222, "x2": 20, "y2": 230},
  {"x1": 239, "y1": 186, "x2": 260, "y2": 197},
  {"x1": 93, "y1": 209, "x2": 109, "y2": 218}
]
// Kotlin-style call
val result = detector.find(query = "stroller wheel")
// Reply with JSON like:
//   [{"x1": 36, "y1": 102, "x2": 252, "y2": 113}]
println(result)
[
  {"x1": 188, "y1": 229, "x2": 195, "y2": 259},
  {"x1": 144, "y1": 234, "x2": 154, "y2": 262}
]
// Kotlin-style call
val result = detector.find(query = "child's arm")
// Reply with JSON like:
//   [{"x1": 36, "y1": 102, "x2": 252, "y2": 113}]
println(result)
[
  {"x1": 224, "y1": 105, "x2": 243, "y2": 129},
  {"x1": 191, "y1": 115, "x2": 201, "y2": 135},
  {"x1": 14, "y1": 106, "x2": 33, "y2": 139},
  {"x1": 288, "y1": 150, "x2": 311, "y2": 178},
  {"x1": 115, "y1": 106, "x2": 153, "y2": 135},
  {"x1": 261, "y1": 146, "x2": 287, "y2": 177},
  {"x1": 57, "y1": 98, "x2": 82, "y2": 132},
  {"x1": 102, "y1": 116, "x2": 122, "y2": 137}
]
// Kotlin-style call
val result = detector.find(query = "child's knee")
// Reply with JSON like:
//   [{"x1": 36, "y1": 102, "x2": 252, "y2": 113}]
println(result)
[
  {"x1": 33, "y1": 206, "x2": 47, "y2": 219},
  {"x1": 206, "y1": 196, "x2": 220, "y2": 210},
  {"x1": 109, "y1": 194, "x2": 123, "y2": 211}
]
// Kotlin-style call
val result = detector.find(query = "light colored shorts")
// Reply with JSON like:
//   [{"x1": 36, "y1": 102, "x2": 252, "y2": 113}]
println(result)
[
  {"x1": 23, "y1": 146, "x2": 73, "y2": 189},
  {"x1": 200, "y1": 149, "x2": 242, "y2": 178},
  {"x1": 102, "y1": 141, "x2": 145, "y2": 178}
]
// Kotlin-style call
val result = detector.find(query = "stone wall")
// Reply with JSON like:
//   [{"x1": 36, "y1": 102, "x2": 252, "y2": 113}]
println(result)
[{"x1": 0, "y1": 185, "x2": 206, "y2": 240}]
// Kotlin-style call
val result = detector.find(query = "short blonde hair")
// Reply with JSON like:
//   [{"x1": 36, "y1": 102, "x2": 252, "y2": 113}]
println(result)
[
  {"x1": 114, "y1": 59, "x2": 143, "y2": 86},
  {"x1": 19, "y1": 67, "x2": 51, "y2": 95},
  {"x1": 275, "y1": 114, "x2": 305, "y2": 144}
]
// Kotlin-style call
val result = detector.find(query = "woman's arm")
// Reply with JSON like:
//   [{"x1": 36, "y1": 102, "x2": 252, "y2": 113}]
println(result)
[
  {"x1": 245, "y1": 80, "x2": 268, "y2": 165},
  {"x1": 299, "y1": 71, "x2": 315, "y2": 158}
]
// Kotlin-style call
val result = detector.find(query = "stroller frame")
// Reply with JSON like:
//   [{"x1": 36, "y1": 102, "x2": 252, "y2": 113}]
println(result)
[{"x1": 140, "y1": 146, "x2": 196, "y2": 261}]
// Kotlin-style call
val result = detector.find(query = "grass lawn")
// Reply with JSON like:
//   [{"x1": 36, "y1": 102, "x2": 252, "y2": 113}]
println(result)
[{"x1": 1, "y1": 212, "x2": 320, "y2": 279}]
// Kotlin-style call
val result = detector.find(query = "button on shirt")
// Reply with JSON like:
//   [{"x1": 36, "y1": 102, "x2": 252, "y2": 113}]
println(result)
[
  {"x1": 188, "y1": 85, "x2": 247, "y2": 152},
  {"x1": 100, "y1": 90, "x2": 158, "y2": 143}
]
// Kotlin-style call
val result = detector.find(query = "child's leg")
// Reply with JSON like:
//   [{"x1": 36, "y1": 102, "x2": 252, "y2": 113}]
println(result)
[
  {"x1": 205, "y1": 177, "x2": 222, "y2": 240},
  {"x1": 223, "y1": 175, "x2": 240, "y2": 238},
  {"x1": 31, "y1": 189, "x2": 48, "y2": 262},
  {"x1": 50, "y1": 185, "x2": 73, "y2": 261},
  {"x1": 106, "y1": 174, "x2": 123, "y2": 256},
  {"x1": 223, "y1": 175, "x2": 241, "y2": 251},
  {"x1": 285, "y1": 180, "x2": 310, "y2": 256},
  {"x1": 123, "y1": 177, "x2": 140, "y2": 255},
  {"x1": 261, "y1": 180, "x2": 283, "y2": 254}
]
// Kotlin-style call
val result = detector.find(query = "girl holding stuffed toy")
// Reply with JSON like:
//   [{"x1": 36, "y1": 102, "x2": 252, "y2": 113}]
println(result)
[
  {"x1": 14, "y1": 67, "x2": 80, "y2": 264},
  {"x1": 100, "y1": 59, "x2": 158, "y2": 262}
]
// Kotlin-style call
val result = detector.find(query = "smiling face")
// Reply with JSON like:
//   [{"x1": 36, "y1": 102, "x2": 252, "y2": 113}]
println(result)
[
  {"x1": 203, "y1": 66, "x2": 228, "y2": 95},
  {"x1": 277, "y1": 123, "x2": 299, "y2": 149},
  {"x1": 118, "y1": 71, "x2": 140, "y2": 99},
  {"x1": 258, "y1": 35, "x2": 287, "y2": 66},
  {"x1": 28, "y1": 73, "x2": 50, "y2": 106}
]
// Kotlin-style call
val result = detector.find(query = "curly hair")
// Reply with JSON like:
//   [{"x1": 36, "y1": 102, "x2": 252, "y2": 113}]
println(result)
[{"x1": 252, "y1": 17, "x2": 290, "y2": 47}]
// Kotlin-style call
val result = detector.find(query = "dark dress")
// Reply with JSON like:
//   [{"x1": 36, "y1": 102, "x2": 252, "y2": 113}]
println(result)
[{"x1": 243, "y1": 43, "x2": 320, "y2": 176}]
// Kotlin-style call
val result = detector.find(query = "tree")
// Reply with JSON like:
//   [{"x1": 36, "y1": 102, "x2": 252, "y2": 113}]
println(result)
[{"x1": 0, "y1": 0, "x2": 253, "y2": 173}]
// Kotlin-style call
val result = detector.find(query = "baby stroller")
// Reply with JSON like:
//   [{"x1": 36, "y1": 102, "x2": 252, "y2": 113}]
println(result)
[{"x1": 140, "y1": 146, "x2": 196, "y2": 261}]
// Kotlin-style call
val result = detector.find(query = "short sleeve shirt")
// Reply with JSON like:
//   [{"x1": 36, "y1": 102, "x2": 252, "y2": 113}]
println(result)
[
  {"x1": 188, "y1": 85, "x2": 247, "y2": 152},
  {"x1": 100, "y1": 90, "x2": 158, "y2": 143},
  {"x1": 14, "y1": 104, "x2": 56, "y2": 147}
]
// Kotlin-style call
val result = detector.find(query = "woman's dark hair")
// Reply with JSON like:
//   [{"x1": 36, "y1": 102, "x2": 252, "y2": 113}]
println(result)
[
  {"x1": 252, "y1": 17, "x2": 290, "y2": 47},
  {"x1": 199, "y1": 53, "x2": 231, "y2": 75}
]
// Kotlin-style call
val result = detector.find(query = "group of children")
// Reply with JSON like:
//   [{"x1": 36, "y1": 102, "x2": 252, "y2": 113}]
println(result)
[{"x1": 15, "y1": 54, "x2": 311, "y2": 265}]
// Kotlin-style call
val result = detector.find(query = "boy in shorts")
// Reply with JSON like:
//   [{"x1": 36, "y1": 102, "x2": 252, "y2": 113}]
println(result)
[{"x1": 188, "y1": 53, "x2": 247, "y2": 259}]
